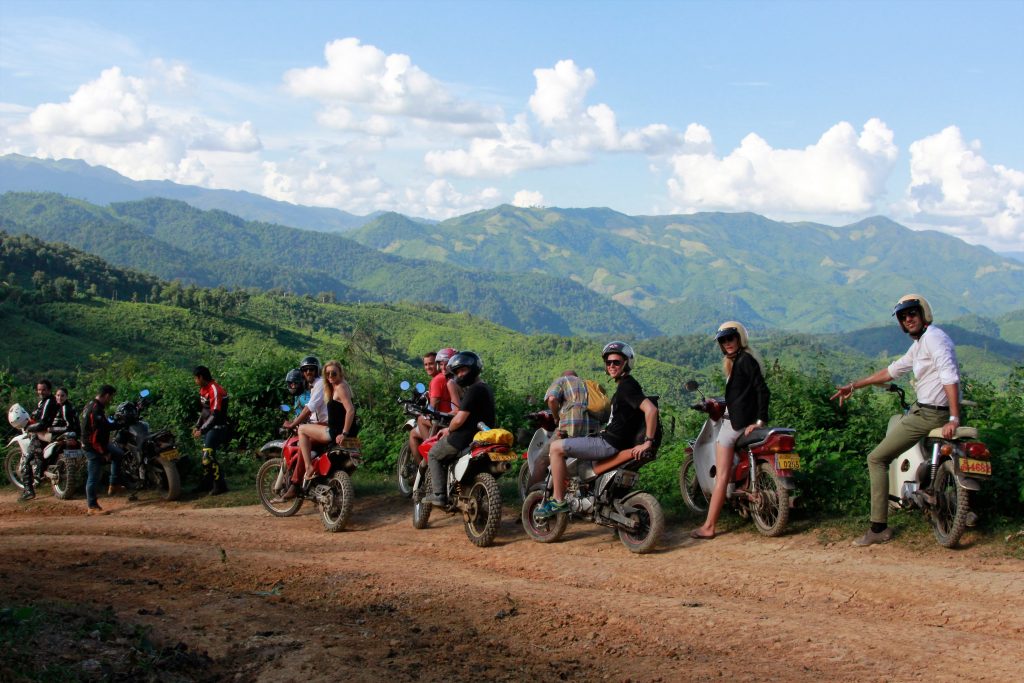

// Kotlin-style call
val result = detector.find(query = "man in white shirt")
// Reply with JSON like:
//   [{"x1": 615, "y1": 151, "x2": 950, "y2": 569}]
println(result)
[{"x1": 831, "y1": 295, "x2": 961, "y2": 547}]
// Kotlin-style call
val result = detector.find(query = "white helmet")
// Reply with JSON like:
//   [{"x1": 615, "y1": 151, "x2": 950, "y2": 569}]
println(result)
[
  {"x1": 715, "y1": 321, "x2": 749, "y2": 349},
  {"x1": 7, "y1": 403, "x2": 29, "y2": 430},
  {"x1": 892, "y1": 294, "x2": 933, "y2": 332}
]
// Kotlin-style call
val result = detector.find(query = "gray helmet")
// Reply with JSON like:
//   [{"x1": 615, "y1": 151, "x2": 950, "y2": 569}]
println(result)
[
  {"x1": 601, "y1": 340, "x2": 635, "y2": 372},
  {"x1": 285, "y1": 368, "x2": 305, "y2": 396},
  {"x1": 299, "y1": 355, "x2": 321, "y2": 374}
]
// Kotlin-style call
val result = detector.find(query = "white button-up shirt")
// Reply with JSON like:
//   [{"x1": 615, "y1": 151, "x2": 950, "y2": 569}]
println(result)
[
  {"x1": 305, "y1": 377, "x2": 325, "y2": 423},
  {"x1": 887, "y1": 325, "x2": 960, "y2": 406}
]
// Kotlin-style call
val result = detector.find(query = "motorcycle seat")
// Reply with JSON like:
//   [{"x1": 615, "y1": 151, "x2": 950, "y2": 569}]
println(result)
[
  {"x1": 734, "y1": 427, "x2": 773, "y2": 449},
  {"x1": 592, "y1": 448, "x2": 656, "y2": 476},
  {"x1": 927, "y1": 425, "x2": 979, "y2": 439}
]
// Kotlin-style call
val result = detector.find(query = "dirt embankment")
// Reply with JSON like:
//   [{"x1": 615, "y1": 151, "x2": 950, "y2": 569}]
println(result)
[{"x1": 1, "y1": 489, "x2": 1022, "y2": 682}]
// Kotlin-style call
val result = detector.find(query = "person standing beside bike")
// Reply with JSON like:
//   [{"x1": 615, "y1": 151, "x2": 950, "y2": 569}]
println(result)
[
  {"x1": 422, "y1": 351, "x2": 495, "y2": 508},
  {"x1": 831, "y1": 295, "x2": 961, "y2": 547},
  {"x1": 81, "y1": 385, "x2": 121, "y2": 515},
  {"x1": 691, "y1": 322, "x2": 770, "y2": 540},
  {"x1": 19, "y1": 378, "x2": 57, "y2": 501},
  {"x1": 191, "y1": 366, "x2": 231, "y2": 496}
]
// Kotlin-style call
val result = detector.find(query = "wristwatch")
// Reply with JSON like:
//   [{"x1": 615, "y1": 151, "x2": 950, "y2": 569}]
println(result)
[{"x1": 755, "y1": 419, "x2": 765, "y2": 428}]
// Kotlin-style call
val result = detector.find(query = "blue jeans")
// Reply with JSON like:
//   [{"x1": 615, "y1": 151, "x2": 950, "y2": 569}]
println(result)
[{"x1": 84, "y1": 445, "x2": 124, "y2": 508}]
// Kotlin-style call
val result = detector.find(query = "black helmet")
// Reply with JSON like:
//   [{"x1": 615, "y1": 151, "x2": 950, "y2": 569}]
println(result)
[
  {"x1": 285, "y1": 368, "x2": 305, "y2": 396},
  {"x1": 114, "y1": 401, "x2": 138, "y2": 424},
  {"x1": 448, "y1": 351, "x2": 483, "y2": 387},
  {"x1": 299, "y1": 355, "x2": 321, "y2": 374},
  {"x1": 601, "y1": 340, "x2": 635, "y2": 372}
]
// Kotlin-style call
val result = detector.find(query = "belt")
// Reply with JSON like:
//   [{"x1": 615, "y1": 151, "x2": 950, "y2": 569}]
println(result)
[{"x1": 916, "y1": 402, "x2": 949, "y2": 412}]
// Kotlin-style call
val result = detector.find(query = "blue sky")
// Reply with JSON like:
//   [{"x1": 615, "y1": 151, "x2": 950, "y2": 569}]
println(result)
[{"x1": 1, "y1": 0, "x2": 1022, "y2": 250}]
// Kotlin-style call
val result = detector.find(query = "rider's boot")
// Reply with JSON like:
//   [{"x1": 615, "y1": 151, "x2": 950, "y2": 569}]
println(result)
[{"x1": 204, "y1": 449, "x2": 228, "y2": 496}]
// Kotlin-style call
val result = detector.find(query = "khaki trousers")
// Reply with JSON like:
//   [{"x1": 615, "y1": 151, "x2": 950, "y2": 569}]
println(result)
[{"x1": 868, "y1": 405, "x2": 949, "y2": 523}]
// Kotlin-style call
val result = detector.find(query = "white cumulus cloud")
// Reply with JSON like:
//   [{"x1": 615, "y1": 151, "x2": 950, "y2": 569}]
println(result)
[
  {"x1": 899, "y1": 126, "x2": 1024, "y2": 248},
  {"x1": 667, "y1": 118, "x2": 898, "y2": 215},
  {"x1": 513, "y1": 190, "x2": 545, "y2": 208}
]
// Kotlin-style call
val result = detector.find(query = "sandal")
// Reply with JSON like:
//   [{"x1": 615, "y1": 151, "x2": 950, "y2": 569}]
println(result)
[{"x1": 690, "y1": 529, "x2": 715, "y2": 540}]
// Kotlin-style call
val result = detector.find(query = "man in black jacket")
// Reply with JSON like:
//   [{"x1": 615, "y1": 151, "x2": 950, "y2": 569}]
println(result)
[
  {"x1": 81, "y1": 385, "x2": 120, "y2": 514},
  {"x1": 20, "y1": 379, "x2": 57, "y2": 501}
]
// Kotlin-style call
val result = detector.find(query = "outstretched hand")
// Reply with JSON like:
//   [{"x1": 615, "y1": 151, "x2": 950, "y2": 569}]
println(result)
[{"x1": 831, "y1": 384, "x2": 854, "y2": 406}]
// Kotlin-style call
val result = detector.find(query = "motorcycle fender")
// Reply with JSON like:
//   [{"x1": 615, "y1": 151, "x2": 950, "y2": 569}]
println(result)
[
  {"x1": 258, "y1": 439, "x2": 285, "y2": 458},
  {"x1": 6, "y1": 434, "x2": 30, "y2": 454},
  {"x1": 453, "y1": 453, "x2": 473, "y2": 481},
  {"x1": 412, "y1": 468, "x2": 422, "y2": 491},
  {"x1": 403, "y1": 418, "x2": 417, "y2": 432},
  {"x1": 953, "y1": 474, "x2": 983, "y2": 492},
  {"x1": 777, "y1": 475, "x2": 798, "y2": 492}
]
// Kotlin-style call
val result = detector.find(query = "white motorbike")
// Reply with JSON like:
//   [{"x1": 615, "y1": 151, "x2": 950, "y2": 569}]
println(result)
[{"x1": 6, "y1": 404, "x2": 86, "y2": 499}]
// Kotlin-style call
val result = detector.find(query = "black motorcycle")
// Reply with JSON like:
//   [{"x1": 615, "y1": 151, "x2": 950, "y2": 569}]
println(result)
[{"x1": 111, "y1": 390, "x2": 183, "y2": 501}]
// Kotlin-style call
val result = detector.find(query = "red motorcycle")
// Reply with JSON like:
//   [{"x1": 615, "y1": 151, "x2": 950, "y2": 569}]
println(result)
[
  {"x1": 257, "y1": 406, "x2": 362, "y2": 532},
  {"x1": 678, "y1": 380, "x2": 798, "y2": 536},
  {"x1": 410, "y1": 422, "x2": 518, "y2": 547}
]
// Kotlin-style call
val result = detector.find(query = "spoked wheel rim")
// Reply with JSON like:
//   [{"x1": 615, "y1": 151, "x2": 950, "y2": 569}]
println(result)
[
  {"x1": 6, "y1": 445, "x2": 26, "y2": 490},
  {"x1": 466, "y1": 482, "x2": 490, "y2": 535},
  {"x1": 679, "y1": 456, "x2": 708, "y2": 514},
  {"x1": 930, "y1": 461, "x2": 969, "y2": 548},
  {"x1": 396, "y1": 443, "x2": 415, "y2": 497},
  {"x1": 752, "y1": 469, "x2": 780, "y2": 528},
  {"x1": 463, "y1": 473, "x2": 501, "y2": 546},
  {"x1": 257, "y1": 458, "x2": 303, "y2": 517}
]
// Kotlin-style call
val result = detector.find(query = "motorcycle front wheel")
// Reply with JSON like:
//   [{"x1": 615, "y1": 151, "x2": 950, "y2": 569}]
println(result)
[
  {"x1": 320, "y1": 470, "x2": 354, "y2": 532},
  {"x1": 5, "y1": 445, "x2": 26, "y2": 490},
  {"x1": 516, "y1": 460, "x2": 530, "y2": 501},
  {"x1": 678, "y1": 454, "x2": 709, "y2": 515},
  {"x1": 256, "y1": 457, "x2": 303, "y2": 517},
  {"x1": 463, "y1": 472, "x2": 502, "y2": 547},
  {"x1": 521, "y1": 490, "x2": 568, "y2": 543},
  {"x1": 396, "y1": 443, "x2": 415, "y2": 498},
  {"x1": 412, "y1": 469, "x2": 432, "y2": 529},
  {"x1": 617, "y1": 492, "x2": 664, "y2": 554},
  {"x1": 930, "y1": 460, "x2": 970, "y2": 548},
  {"x1": 750, "y1": 463, "x2": 790, "y2": 537}
]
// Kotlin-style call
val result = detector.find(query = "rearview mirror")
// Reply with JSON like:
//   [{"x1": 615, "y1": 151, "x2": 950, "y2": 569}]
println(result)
[
  {"x1": 415, "y1": 382, "x2": 426, "y2": 394},
  {"x1": 400, "y1": 380, "x2": 411, "y2": 391},
  {"x1": 280, "y1": 404, "x2": 292, "y2": 412},
  {"x1": 684, "y1": 380, "x2": 699, "y2": 392},
  {"x1": 139, "y1": 389, "x2": 151, "y2": 398}
]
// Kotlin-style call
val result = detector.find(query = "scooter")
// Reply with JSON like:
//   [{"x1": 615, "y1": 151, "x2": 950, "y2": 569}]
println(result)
[
  {"x1": 520, "y1": 409, "x2": 556, "y2": 499},
  {"x1": 395, "y1": 381, "x2": 435, "y2": 498},
  {"x1": 883, "y1": 384, "x2": 991, "y2": 548},
  {"x1": 678, "y1": 380, "x2": 798, "y2": 537},
  {"x1": 6, "y1": 404, "x2": 85, "y2": 499}
]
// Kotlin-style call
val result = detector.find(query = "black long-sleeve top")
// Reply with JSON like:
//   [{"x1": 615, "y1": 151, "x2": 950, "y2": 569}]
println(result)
[{"x1": 725, "y1": 351, "x2": 770, "y2": 430}]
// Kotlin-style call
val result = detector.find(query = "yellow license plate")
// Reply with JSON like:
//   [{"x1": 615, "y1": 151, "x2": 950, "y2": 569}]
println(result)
[
  {"x1": 488, "y1": 452, "x2": 519, "y2": 462},
  {"x1": 160, "y1": 448, "x2": 181, "y2": 461},
  {"x1": 777, "y1": 454, "x2": 801, "y2": 470},
  {"x1": 960, "y1": 458, "x2": 991, "y2": 476}
]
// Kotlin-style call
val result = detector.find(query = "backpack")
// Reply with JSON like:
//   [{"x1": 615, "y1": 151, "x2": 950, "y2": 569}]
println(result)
[{"x1": 584, "y1": 379, "x2": 611, "y2": 422}]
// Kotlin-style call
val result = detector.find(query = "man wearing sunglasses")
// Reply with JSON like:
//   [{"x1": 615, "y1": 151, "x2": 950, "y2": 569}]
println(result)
[
  {"x1": 536, "y1": 341, "x2": 659, "y2": 519},
  {"x1": 831, "y1": 294, "x2": 961, "y2": 547}
]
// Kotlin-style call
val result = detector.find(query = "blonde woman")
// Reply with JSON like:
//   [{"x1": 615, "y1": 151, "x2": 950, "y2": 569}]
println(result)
[
  {"x1": 691, "y1": 321, "x2": 769, "y2": 540},
  {"x1": 297, "y1": 360, "x2": 356, "y2": 484}
]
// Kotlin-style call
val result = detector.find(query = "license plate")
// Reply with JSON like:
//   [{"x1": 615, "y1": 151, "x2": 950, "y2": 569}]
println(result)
[
  {"x1": 959, "y1": 458, "x2": 991, "y2": 476},
  {"x1": 777, "y1": 454, "x2": 801, "y2": 471},
  {"x1": 160, "y1": 448, "x2": 181, "y2": 461},
  {"x1": 488, "y1": 452, "x2": 518, "y2": 462}
]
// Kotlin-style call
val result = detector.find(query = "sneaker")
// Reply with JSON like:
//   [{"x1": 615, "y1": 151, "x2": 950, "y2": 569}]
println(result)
[
  {"x1": 852, "y1": 527, "x2": 894, "y2": 547},
  {"x1": 87, "y1": 505, "x2": 108, "y2": 516},
  {"x1": 535, "y1": 498, "x2": 569, "y2": 520},
  {"x1": 19, "y1": 490, "x2": 37, "y2": 502},
  {"x1": 422, "y1": 493, "x2": 448, "y2": 508}
]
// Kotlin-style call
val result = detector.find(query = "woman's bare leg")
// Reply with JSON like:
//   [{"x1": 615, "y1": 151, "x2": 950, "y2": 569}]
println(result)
[{"x1": 696, "y1": 443, "x2": 734, "y2": 537}]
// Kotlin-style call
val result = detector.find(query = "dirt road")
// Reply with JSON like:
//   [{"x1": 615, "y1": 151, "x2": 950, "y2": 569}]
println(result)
[{"x1": 2, "y1": 488, "x2": 1022, "y2": 682}]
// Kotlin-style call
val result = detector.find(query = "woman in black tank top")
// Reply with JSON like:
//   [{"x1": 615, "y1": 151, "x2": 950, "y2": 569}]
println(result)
[{"x1": 297, "y1": 360, "x2": 357, "y2": 482}]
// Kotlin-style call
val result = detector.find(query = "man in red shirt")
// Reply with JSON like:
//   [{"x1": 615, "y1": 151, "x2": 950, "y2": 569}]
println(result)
[{"x1": 191, "y1": 366, "x2": 231, "y2": 495}]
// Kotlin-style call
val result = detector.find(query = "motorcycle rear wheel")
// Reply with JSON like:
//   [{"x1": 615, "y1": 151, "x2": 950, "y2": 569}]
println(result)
[
  {"x1": 617, "y1": 492, "x2": 664, "y2": 554},
  {"x1": 750, "y1": 463, "x2": 790, "y2": 537},
  {"x1": 320, "y1": 470, "x2": 354, "y2": 532},
  {"x1": 396, "y1": 443, "x2": 415, "y2": 498},
  {"x1": 930, "y1": 460, "x2": 970, "y2": 548},
  {"x1": 6, "y1": 445, "x2": 26, "y2": 490},
  {"x1": 678, "y1": 454, "x2": 709, "y2": 515},
  {"x1": 52, "y1": 458, "x2": 79, "y2": 500},
  {"x1": 412, "y1": 469, "x2": 432, "y2": 529},
  {"x1": 147, "y1": 457, "x2": 182, "y2": 501},
  {"x1": 521, "y1": 490, "x2": 568, "y2": 543},
  {"x1": 256, "y1": 457, "x2": 303, "y2": 517},
  {"x1": 464, "y1": 472, "x2": 502, "y2": 547}
]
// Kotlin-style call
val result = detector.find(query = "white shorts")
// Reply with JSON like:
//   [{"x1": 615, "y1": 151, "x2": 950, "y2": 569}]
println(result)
[{"x1": 716, "y1": 416, "x2": 743, "y2": 448}]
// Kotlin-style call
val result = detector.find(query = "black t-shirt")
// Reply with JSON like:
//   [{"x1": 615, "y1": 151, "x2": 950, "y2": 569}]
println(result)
[
  {"x1": 601, "y1": 374, "x2": 648, "y2": 450},
  {"x1": 448, "y1": 381, "x2": 496, "y2": 451}
]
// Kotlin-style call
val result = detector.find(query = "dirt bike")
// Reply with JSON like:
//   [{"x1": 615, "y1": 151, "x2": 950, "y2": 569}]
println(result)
[
  {"x1": 110, "y1": 389, "x2": 183, "y2": 501},
  {"x1": 883, "y1": 384, "x2": 991, "y2": 548},
  {"x1": 395, "y1": 381, "x2": 434, "y2": 498},
  {"x1": 410, "y1": 420, "x2": 517, "y2": 547},
  {"x1": 6, "y1": 405, "x2": 86, "y2": 499},
  {"x1": 678, "y1": 380, "x2": 798, "y2": 537},
  {"x1": 256, "y1": 405, "x2": 362, "y2": 532},
  {"x1": 521, "y1": 408, "x2": 665, "y2": 554}
]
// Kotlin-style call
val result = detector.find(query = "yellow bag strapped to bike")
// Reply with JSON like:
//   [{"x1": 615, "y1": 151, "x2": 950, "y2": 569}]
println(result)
[
  {"x1": 472, "y1": 428, "x2": 514, "y2": 447},
  {"x1": 584, "y1": 379, "x2": 611, "y2": 422}
]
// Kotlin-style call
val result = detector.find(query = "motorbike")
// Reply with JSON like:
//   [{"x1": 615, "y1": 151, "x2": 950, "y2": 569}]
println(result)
[
  {"x1": 882, "y1": 384, "x2": 990, "y2": 548},
  {"x1": 395, "y1": 381, "x2": 433, "y2": 498},
  {"x1": 521, "y1": 413, "x2": 665, "y2": 554},
  {"x1": 678, "y1": 380, "x2": 798, "y2": 537},
  {"x1": 520, "y1": 409, "x2": 557, "y2": 499},
  {"x1": 110, "y1": 389, "x2": 183, "y2": 501},
  {"x1": 410, "y1": 413, "x2": 517, "y2": 547},
  {"x1": 6, "y1": 405, "x2": 86, "y2": 499},
  {"x1": 256, "y1": 405, "x2": 362, "y2": 532}
]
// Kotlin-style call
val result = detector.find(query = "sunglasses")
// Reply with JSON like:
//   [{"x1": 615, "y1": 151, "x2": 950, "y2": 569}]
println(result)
[
  {"x1": 605, "y1": 359, "x2": 624, "y2": 367},
  {"x1": 325, "y1": 370, "x2": 339, "y2": 377},
  {"x1": 718, "y1": 333, "x2": 739, "y2": 343},
  {"x1": 896, "y1": 309, "x2": 921, "y2": 322}
]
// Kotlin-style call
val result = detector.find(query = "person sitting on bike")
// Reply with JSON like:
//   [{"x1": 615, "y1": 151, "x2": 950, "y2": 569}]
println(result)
[
  {"x1": 408, "y1": 347, "x2": 458, "y2": 466},
  {"x1": 528, "y1": 371, "x2": 602, "y2": 487},
  {"x1": 691, "y1": 321, "x2": 770, "y2": 540},
  {"x1": 285, "y1": 368, "x2": 309, "y2": 415},
  {"x1": 297, "y1": 360, "x2": 357, "y2": 487},
  {"x1": 536, "y1": 342, "x2": 659, "y2": 519},
  {"x1": 191, "y1": 366, "x2": 231, "y2": 496},
  {"x1": 19, "y1": 378, "x2": 57, "y2": 501},
  {"x1": 284, "y1": 356, "x2": 324, "y2": 429},
  {"x1": 831, "y1": 294, "x2": 961, "y2": 547},
  {"x1": 422, "y1": 351, "x2": 495, "y2": 508},
  {"x1": 81, "y1": 384, "x2": 121, "y2": 514},
  {"x1": 50, "y1": 387, "x2": 81, "y2": 437}
]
